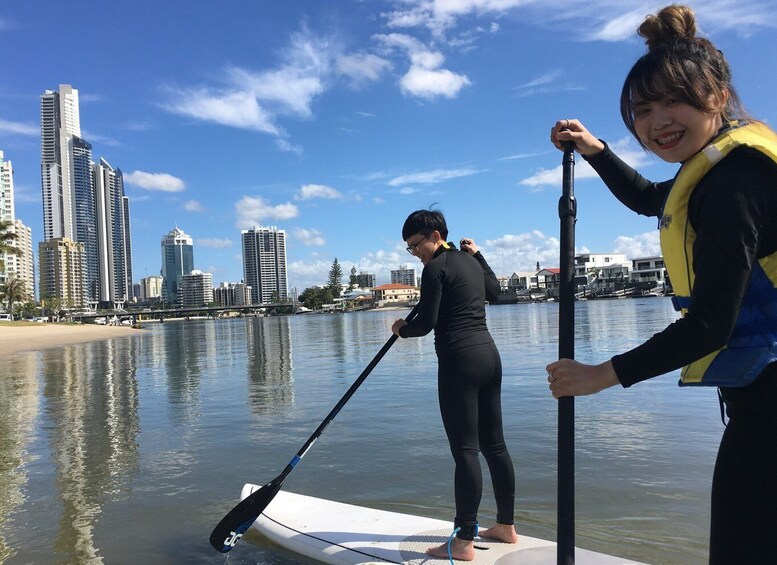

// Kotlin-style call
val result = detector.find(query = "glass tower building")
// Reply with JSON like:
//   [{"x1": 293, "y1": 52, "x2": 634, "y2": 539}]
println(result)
[{"x1": 161, "y1": 227, "x2": 194, "y2": 306}]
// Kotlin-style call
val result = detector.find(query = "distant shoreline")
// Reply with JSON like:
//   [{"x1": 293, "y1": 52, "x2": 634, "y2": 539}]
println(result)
[{"x1": 0, "y1": 323, "x2": 145, "y2": 358}]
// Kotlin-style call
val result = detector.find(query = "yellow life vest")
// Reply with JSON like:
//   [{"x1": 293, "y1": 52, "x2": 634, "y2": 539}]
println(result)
[{"x1": 659, "y1": 122, "x2": 777, "y2": 386}]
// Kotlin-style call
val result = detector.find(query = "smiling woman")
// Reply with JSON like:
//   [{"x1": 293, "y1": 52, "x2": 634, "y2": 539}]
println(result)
[{"x1": 548, "y1": 4, "x2": 777, "y2": 564}]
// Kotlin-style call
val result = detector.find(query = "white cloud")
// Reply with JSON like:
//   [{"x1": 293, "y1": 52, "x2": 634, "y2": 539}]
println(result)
[
  {"x1": 399, "y1": 187, "x2": 419, "y2": 195},
  {"x1": 400, "y1": 66, "x2": 471, "y2": 99},
  {"x1": 518, "y1": 137, "x2": 652, "y2": 190},
  {"x1": 197, "y1": 238, "x2": 234, "y2": 249},
  {"x1": 293, "y1": 228, "x2": 326, "y2": 246},
  {"x1": 184, "y1": 200, "x2": 205, "y2": 212},
  {"x1": 612, "y1": 231, "x2": 661, "y2": 258},
  {"x1": 518, "y1": 69, "x2": 563, "y2": 90},
  {"x1": 336, "y1": 53, "x2": 393, "y2": 87},
  {"x1": 0, "y1": 119, "x2": 38, "y2": 136},
  {"x1": 374, "y1": 33, "x2": 470, "y2": 99},
  {"x1": 295, "y1": 184, "x2": 343, "y2": 200},
  {"x1": 389, "y1": 167, "x2": 480, "y2": 186},
  {"x1": 235, "y1": 196, "x2": 298, "y2": 228},
  {"x1": 162, "y1": 87, "x2": 281, "y2": 135},
  {"x1": 124, "y1": 171, "x2": 186, "y2": 192},
  {"x1": 483, "y1": 230, "x2": 561, "y2": 274},
  {"x1": 373, "y1": 196, "x2": 386, "y2": 204}
]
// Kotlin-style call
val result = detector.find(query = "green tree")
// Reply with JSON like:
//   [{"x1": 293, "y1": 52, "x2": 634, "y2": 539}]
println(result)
[
  {"x1": 349, "y1": 266, "x2": 357, "y2": 287},
  {"x1": 328, "y1": 258, "x2": 343, "y2": 297},
  {"x1": 299, "y1": 287, "x2": 324, "y2": 310},
  {"x1": 0, "y1": 276, "x2": 28, "y2": 311}
]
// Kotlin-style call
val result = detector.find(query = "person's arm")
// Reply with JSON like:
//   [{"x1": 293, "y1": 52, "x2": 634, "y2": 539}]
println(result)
[
  {"x1": 460, "y1": 239, "x2": 501, "y2": 301},
  {"x1": 398, "y1": 260, "x2": 443, "y2": 338},
  {"x1": 612, "y1": 148, "x2": 777, "y2": 386},
  {"x1": 584, "y1": 144, "x2": 672, "y2": 218}
]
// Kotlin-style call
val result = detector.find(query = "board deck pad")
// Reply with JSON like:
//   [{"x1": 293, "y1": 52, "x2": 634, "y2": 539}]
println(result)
[{"x1": 244, "y1": 485, "x2": 646, "y2": 564}]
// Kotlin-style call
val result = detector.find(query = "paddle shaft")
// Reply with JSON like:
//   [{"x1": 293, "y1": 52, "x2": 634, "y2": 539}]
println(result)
[
  {"x1": 557, "y1": 141, "x2": 576, "y2": 565},
  {"x1": 279, "y1": 303, "x2": 421, "y2": 480},
  {"x1": 210, "y1": 303, "x2": 421, "y2": 553}
]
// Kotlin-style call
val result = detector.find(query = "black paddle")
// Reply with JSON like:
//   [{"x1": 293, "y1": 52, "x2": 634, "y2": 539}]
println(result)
[
  {"x1": 209, "y1": 303, "x2": 421, "y2": 553},
  {"x1": 557, "y1": 139, "x2": 577, "y2": 565}
]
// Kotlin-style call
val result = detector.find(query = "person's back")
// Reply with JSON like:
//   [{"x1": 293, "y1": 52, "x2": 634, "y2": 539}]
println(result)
[{"x1": 424, "y1": 248, "x2": 493, "y2": 352}]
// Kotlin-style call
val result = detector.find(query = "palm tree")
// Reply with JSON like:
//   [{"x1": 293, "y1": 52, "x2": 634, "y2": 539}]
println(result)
[
  {"x1": 1, "y1": 276, "x2": 28, "y2": 311},
  {"x1": 0, "y1": 220, "x2": 20, "y2": 273}
]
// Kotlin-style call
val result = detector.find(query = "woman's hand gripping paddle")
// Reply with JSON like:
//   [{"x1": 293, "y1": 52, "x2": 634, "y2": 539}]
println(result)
[{"x1": 209, "y1": 303, "x2": 421, "y2": 553}]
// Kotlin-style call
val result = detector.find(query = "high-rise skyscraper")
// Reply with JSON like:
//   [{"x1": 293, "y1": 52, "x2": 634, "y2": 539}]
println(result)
[
  {"x1": 71, "y1": 136, "x2": 98, "y2": 302},
  {"x1": 161, "y1": 227, "x2": 194, "y2": 306},
  {"x1": 40, "y1": 84, "x2": 133, "y2": 308},
  {"x1": 40, "y1": 84, "x2": 81, "y2": 242},
  {"x1": 94, "y1": 158, "x2": 132, "y2": 305},
  {"x1": 241, "y1": 226, "x2": 288, "y2": 304}
]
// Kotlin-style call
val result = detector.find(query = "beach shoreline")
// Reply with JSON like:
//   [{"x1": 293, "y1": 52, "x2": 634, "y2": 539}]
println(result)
[{"x1": 0, "y1": 323, "x2": 145, "y2": 358}]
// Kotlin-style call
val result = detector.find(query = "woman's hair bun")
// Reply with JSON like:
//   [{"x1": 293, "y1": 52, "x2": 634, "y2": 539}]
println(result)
[{"x1": 638, "y1": 4, "x2": 697, "y2": 50}]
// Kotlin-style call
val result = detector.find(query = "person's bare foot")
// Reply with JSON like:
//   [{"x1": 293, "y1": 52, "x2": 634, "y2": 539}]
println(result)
[
  {"x1": 426, "y1": 537, "x2": 475, "y2": 561},
  {"x1": 478, "y1": 523, "x2": 518, "y2": 543}
]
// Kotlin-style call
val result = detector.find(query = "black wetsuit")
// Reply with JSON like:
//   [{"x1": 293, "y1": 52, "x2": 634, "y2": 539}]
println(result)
[
  {"x1": 586, "y1": 142, "x2": 777, "y2": 564},
  {"x1": 399, "y1": 243, "x2": 515, "y2": 540}
]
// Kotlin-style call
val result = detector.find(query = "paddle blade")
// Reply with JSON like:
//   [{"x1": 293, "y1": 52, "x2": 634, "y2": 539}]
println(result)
[{"x1": 209, "y1": 476, "x2": 284, "y2": 553}]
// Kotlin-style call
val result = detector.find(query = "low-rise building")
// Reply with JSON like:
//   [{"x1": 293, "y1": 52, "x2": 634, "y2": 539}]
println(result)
[
  {"x1": 372, "y1": 283, "x2": 419, "y2": 305},
  {"x1": 181, "y1": 270, "x2": 213, "y2": 307},
  {"x1": 214, "y1": 281, "x2": 252, "y2": 307}
]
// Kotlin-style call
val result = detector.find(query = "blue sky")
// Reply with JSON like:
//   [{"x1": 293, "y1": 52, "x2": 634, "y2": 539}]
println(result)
[{"x1": 2, "y1": 1, "x2": 776, "y2": 292}]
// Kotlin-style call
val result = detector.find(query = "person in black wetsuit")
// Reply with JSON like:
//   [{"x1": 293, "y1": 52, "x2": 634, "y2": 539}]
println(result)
[
  {"x1": 391, "y1": 209, "x2": 518, "y2": 561},
  {"x1": 546, "y1": 5, "x2": 777, "y2": 564}
]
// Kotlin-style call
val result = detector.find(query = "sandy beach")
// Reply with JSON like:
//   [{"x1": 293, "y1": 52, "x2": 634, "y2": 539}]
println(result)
[{"x1": 0, "y1": 323, "x2": 145, "y2": 357}]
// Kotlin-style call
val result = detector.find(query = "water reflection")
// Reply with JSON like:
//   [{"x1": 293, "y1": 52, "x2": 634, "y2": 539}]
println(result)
[
  {"x1": 246, "y1": 316, "x2": 293, "y2": 416},
  {"x1": 41, "y1": 338, "x2": 139, "y2": 564},
  {"x1": 0, "y1": 355, "x2": 39, "y2": 562},
  {"x1": 161, "y1": 321, "x2": 217, "y2": 422}
]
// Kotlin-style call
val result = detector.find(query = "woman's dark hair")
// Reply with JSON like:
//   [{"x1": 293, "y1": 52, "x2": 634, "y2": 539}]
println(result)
[
  {"x1": 619, "y1": 4, "x2": 748, "y2": 147},
  {"x1": 402, "y1": 209, "x2": 448, "y2": 241}
]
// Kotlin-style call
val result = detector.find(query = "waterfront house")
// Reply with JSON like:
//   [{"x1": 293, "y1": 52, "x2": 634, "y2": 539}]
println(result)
[{"x1": 371, "y1": 283, "x2": 419, "y2": 307}]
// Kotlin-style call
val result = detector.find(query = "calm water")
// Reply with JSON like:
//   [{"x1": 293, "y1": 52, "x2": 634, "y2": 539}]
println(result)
[{"x1": 0, "y1": 298, "x2": 722, "y2": 565}]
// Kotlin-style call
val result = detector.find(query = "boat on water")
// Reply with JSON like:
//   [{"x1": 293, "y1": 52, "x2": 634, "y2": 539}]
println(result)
[{"x1": 244, "y1": 486, "x2": 646, "y2": 565}]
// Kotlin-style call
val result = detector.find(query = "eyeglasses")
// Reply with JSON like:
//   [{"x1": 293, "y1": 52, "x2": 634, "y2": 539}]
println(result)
[{"x1": 406, "y1": 235, "x2": 428, "y2": 255}]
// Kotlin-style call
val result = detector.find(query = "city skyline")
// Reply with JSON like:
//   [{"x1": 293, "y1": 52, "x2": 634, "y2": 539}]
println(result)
[
  {"x1": 38, "y1": 85, "x2": 133, "y2": 307},
  {"x1": 2, "y1": 2, "x2": 776, "y2": 291}
]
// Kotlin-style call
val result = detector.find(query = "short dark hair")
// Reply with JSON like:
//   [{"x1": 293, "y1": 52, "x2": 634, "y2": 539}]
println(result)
[{"x1": 401, "y1": 209, "x2": 448, "y2": 241}]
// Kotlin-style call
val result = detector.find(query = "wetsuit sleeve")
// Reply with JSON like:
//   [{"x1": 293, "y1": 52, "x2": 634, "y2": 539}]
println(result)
[
  {"x1": 473, "y1": 251, "x2": 501, "y2": 302},
  {"x1": 584, "y1": 143, "x2": 673, "y2": 217},
  {"x1": 611, "y1": 147, "x2": 777, "y2": 386},
  {"x1": 399, "y1": 258, "x2": 443, "y2": 338}
]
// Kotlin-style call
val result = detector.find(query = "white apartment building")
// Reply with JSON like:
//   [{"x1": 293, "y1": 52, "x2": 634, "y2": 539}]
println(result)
[
  {"x1": 140, "y1": 275, "x2": 163, "y2": 302},
  {"x1": 214, "y1": 282, "x2": 252, "y2": 307},
  {"x1": 630, "y1": 256, "x2": 667, "y2": 284},
  {"x1": 1, "y1": 151, "x2": 35, "y2": 298},
  {"x1": 241, "y1": 226, "x2": 288, "y2": 304},
  {"x1": 575, "y1": 253, "x2": 629, "y2": 285},
  {"x1": 40, "y1": 84, "x2": 81, "y2": 242},
  {"x1": 181, "y1": 270, "x2": 214, "y2": 307},
  {"x1": 391, "y1": 265, "x2": 417, "y2": 287}
]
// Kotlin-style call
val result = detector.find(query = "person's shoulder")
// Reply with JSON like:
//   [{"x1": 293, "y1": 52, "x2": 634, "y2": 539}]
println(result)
[{"x1": 715, "y1": 145, "x2": 777, "y2": 179}]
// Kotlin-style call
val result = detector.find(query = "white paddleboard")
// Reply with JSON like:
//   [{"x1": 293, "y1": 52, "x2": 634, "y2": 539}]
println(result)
[{"x1": 244, "y1": 485, "x2": 647, "y2": 564}]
